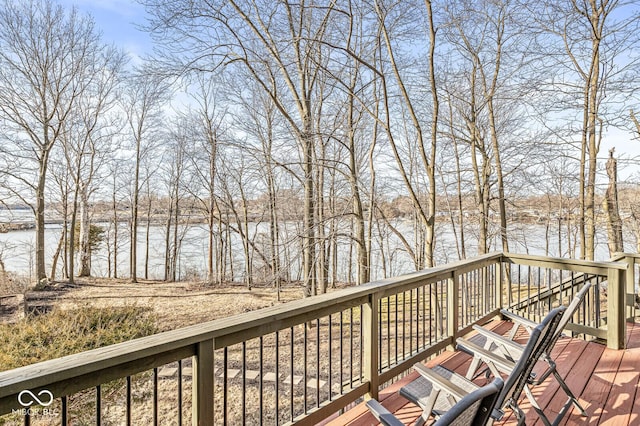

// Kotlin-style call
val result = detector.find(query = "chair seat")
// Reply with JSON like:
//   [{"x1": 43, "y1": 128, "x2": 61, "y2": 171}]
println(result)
[{"x1": 399, "y1": 365, "x2": 480, "y2": 414}]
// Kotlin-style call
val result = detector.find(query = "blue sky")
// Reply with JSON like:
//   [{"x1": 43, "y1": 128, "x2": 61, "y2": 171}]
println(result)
[{"x1": 60, "y1": 0, "x2": 152, "y2": 62}]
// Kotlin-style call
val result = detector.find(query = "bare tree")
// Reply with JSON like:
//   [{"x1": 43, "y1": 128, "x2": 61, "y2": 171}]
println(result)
[
  {"x1": 527, "y1": 0, "x2": 640, "y2": 259},
  {"x1": 0, "y1": 0, "x2": 115, "y2": 286},
  {"x1": 144, "y1": 0, "x2": 343, "y2": 296},
  {"x1": 161, "y1": 122, "x2": 189, "y2": 282},
  {"x1": 62, "y1": 46, "x2": 125, "y2": 281},
  {"x1": 121, "y1": 69, "x2": 167, "y2": 282},
  {"x1": 184, "y1": 77, "x2": 226, "y2": 285}
]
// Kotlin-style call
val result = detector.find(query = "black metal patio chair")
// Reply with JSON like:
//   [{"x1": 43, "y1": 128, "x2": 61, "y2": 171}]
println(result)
[
  {"x1": 366, "y1": 377, "x2": 503, "y2": 426},
  {"x1": 398, "y1": 306, "x2": 566, "y2": 426},
  {"x1": 459, "y1": 282, "x2": 592, "y2": 425}
]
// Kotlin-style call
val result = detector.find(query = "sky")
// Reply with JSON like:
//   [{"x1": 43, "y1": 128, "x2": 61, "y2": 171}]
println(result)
[
  {"x1": 58, "y1": 0, "x2": 640, "y2": 180},
  {"x1": 59, "y1": 0, "x2": 152, "y2": 63}
]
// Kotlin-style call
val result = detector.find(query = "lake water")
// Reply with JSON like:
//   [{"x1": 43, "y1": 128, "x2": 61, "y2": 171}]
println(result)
[{"x1": 0, "y1": 214, "x2": 632, "y2": 282}]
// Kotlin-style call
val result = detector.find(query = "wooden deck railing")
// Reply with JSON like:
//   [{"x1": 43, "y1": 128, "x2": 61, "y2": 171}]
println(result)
[{"x1": 0, "y1": 252, "x2": 631, "y2": 425}]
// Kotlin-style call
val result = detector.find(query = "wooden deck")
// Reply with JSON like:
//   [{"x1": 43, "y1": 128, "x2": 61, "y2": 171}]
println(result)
[{"x1": 321, "y1": 319, "x2": 640, "y2": 426}]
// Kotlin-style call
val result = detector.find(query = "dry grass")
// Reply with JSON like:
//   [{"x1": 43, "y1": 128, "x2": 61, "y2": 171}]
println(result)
[
  {"x1": 0, "y1": 278, "x2": 309, "y2": 425},
  {"x1": 52, "y1": 278, "x2": 305, "y2": 331}
]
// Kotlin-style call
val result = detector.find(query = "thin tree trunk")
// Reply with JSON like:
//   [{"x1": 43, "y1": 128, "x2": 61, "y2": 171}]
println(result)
[
  {"x1": 164, "y1": 199, "x2": 173, "y2": 281},
  {"x1": 144, "y1": 188, "x2": 153, "y2": 280},
  {"x1": 78, "y1": 187, "x2": 91, "y2": 277},
  {"x1": 131, "y1": 137, "x2": 141, "y2": 282}
]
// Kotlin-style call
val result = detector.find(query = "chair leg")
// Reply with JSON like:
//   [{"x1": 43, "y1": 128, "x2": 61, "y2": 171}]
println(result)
[
  {"x1": 413, "y1": 411, "x2": 429, "y2": 426},
  {"x1": 466, "y1": 356, "x2": 483, "y2": 380},
  {"x1": 524, "y1": 385, "x2": 552, "y2": 426},
  {"x1": 552, "y1": 369, "x2": 587, "y2": 416}
]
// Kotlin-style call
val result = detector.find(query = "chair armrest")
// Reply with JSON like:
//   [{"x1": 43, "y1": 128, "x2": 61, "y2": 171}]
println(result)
[
  {"x1": 500, "y1": 309, "x2": 538, "y2": 330},
  {"x1": 365, "y1": 399, "x2": 405, "y2": 426},
  {"x1": 412, "y1": 363, "x2": 468, "y2": 400},
  {"x1": 471, "y1": 325, "x2": 525, "y2": 357},
  {"x1": 456, "y1": 337, "x2": 517, "y2": 373}
]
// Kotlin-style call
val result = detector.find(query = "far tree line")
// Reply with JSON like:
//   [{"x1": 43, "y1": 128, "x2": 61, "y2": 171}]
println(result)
[{"x1": 0, "y1": 0, "x2": 639, "y2": 295}]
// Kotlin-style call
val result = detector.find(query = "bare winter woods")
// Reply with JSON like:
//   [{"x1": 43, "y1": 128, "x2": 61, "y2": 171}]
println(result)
[{"x1": 0, "y1": 0, "x2": 639, "y2": 296}]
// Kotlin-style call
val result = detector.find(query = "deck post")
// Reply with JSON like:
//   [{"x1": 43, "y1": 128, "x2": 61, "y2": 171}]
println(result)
[
  {"x1": 192, "y1": 339, "x2": 214, "y2": 425},
  {"x1": 363, "y1": 292, "x2": 380, "y2": 400},
  {"x1": 499, "y1": 257, "x2": 509, "y2": 310},
  {"x1": 607, "y1": 266, "x2": 626, "y2": 350},
  {"x1": 487, "y1": 258, "x2": 504, "y2": 309},
  {"x1": 624, "y1": 256, "x2": 636, "y2": 321},
  {"x1": 447, "y1": 271, "x2": 459, "y2": 348}
]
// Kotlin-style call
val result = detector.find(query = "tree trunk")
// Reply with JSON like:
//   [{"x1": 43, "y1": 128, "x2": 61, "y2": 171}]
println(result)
[
  {"x1": 131, "y1": 138, "x2": 141, "y2": 282},
  {"x1": 35, "y1": 150, "x2": 51, "y2": 288},
  {"x1": 144, "y1": 189, "x2": 153, "y2": 280},
  {"x1": 112, "y1": 182, "x2": 119, "y2": 279},
  {"x1": 604, "y1": 149, "x2": 623, "y2": 256},
  {"x1": 78, "y1": 187, "x2": 91, "y2": 277},
  {"x1": 164, "y1": 200, "x2": 173, "y2": 281},
  {"x1": 302, "y1": 121, "x2": 316, "y2": 297}
]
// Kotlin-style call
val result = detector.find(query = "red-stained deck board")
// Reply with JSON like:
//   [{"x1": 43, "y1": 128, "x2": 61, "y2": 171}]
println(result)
[
  {"x1": 536, "y1": 339, "x2": 604, "y2": 426},
  {"x1": 595, "y1": 321, "x2": 640, "y2": 426},
  {"x1": 328, "y1": 320, "x2": 640, "y2": 426},
  {"x1": 321, "y1": 320, "x2": 512, "y2": 426},
  {"x1": 321, "y1": 321, "x2": 513, "y2": 426}
]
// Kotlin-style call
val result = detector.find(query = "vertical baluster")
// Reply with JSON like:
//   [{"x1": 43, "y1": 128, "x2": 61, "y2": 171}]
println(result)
[
  {"x1": 469, "y1": 271, "x2": 473, "y2": 323},
  {"x1": 61, "y1": 396, "x2": 68, "y2": 425},
  {"x1": 177, "y1": 361, "x2": 182, "y2": 426},
  {"x1": 409, "y1": 289, "x2": 414, "y2": 356},
  {"x1": 402, "y1": 291, "x2": 406, "y2": 358},
  {"x1": 290, "y1": 327, "x2": 294, "y2": 421},
  {"x1": 328, "y1": 314, "x2": 333, "y2": 401},
  {"x1": 359, "y1": 305, "x2": 363, "y2": 383},
  {"x1": 411, "y1": 287, "x2": 420, "y2": 353},
  {"x1": 473, "y1": 271, "x2": 477, "y2": 323},
  {"x1": 378, "y1": 299, "x2": 383, "y2": 369},
  {"x1": 303, "y1": 323, "x2": 308, "y2": 414},
  {"x1": 316, "y1": 318, "x2": 320, "y2": 408},
  {"x1": 153, "y1": 368, "x2": 158, "y2": 426},
  {"x1": 386, "y1": 297, "x2": 390, "y2": 369},
  {"x1": 126, "y1": 376, "x2": 131, "y2": 426},
  {"x1": 275, "y1": 331, "x2": 279, "y2": 426},
  {"x1": 537, "y1": 267, "x2": 542, "y2": 318},
  {"x1": 222, "y1": 350, "x2": 227, "y2": 426},
  {"x1": 259, "y1": 336, "x2": 264, "y2": 426},
  {"x1": 517, "y1": 264, "x2": 522, "y2": 314},
  {"x1": 96, "y1": 385, "x2": 102, "y2": 426},
  {"x1": 394, "y1": 295, "x2": 398, "y2": 365},
  {"x1": 242, "y1": 341, "x2": 246, "y2": 425},
  {"x1": 349, "y1": 307, "x2": 354, "y2": 386},
  {"x1": 339, "y1": 312, "x2": 343, "y2": 395},
  {"x1": 494, "y1": 264, "x2": 498, "y2": 309},
  {"x1": 595, "y1": 275, "x2": 601, "y2": 329},
  {"x1": 432, "y1": 281, "x2": 437, "y2": 341},
  {"x1": 421, "y1": 285, "x2": 426, "y2": 349}
]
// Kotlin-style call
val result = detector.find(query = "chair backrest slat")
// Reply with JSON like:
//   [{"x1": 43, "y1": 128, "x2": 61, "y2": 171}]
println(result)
[
  {"x1": 552, "y1": 281, "x2": 593, "y2": 348},
  {"x1": 495, "y1": 306, "x2": 566, "y2": 410}
]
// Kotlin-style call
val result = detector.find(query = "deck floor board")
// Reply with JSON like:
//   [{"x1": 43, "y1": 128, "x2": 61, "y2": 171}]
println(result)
[{"x1": 326, "y1": 320, "x2": 640, "y2": 426}]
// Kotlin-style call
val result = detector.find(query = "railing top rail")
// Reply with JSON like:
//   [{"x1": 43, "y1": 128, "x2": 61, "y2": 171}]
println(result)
[
  {"x1": 502, "y1": 252, "x2": 628, "y2": 274},
  {"x1": 611, "y1": 252, "x2": 640, "y2": 263},
  {"x1": 0, "y1": 252, "x2": 503, "y2": 399}
]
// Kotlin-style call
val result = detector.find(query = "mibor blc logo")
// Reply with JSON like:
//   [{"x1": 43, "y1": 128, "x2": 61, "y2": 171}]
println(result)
[
  {"x1": 13, "y1": 389, "x2": 58, "y2": 417},
  {"x1": 18, "y1": 390, "x2": 54, "y2": 407}
]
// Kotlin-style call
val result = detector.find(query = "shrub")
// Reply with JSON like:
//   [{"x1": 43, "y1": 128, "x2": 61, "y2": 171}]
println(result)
[{"x1": 0, "y1": 305, "x2": 158, "y2": 371}]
